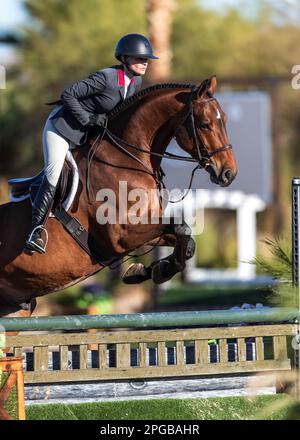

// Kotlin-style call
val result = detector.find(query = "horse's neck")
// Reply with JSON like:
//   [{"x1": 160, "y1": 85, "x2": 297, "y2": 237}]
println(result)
[{"x1": 119, "y1": 89, "x2": 189, "y2": 170}]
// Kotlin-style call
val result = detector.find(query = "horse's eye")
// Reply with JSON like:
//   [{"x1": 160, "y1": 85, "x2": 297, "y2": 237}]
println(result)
[{"x1": 200, "y1": 120, "x2": 210, "y2": 129}]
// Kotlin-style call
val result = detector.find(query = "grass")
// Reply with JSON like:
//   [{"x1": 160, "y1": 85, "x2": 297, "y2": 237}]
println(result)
[
  {"x1": 26, "y1": 395, "x2": 298, "y2": 420},
  {"x1": 0, "y1": 371, "x2": 19, "y2": 420},
  {"x1": 157, "y1": 283, "x2": 272, "y2": 308}
]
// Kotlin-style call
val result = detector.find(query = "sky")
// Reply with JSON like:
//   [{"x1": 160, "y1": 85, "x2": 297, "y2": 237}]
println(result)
[
  {"x1": 0, "y1": 0, "x2": 28, "y2": 63},
  {"x1": 0, "y1": 0, "x2": 28, "y2": 32}
]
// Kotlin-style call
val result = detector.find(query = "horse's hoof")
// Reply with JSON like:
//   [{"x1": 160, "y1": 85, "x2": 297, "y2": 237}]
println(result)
[
  {"x1": 122, "y1": 263, "x2": 150, "y2": 284},
  {"x1": 151, "y1": 260, "x2": 176, "y2": 284}
]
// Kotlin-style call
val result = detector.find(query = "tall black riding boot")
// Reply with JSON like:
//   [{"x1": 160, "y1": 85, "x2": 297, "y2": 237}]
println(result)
[{"x1": 24, "y1": 176, "x2": 57, "y2": 254}]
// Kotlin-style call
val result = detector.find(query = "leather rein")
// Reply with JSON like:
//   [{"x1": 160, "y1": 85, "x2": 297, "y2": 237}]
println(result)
[{"x1": 86, "y1": 86, "x2": 233, "y2": 204}]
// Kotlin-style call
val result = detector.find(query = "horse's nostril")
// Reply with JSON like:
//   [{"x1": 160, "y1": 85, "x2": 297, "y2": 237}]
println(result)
[{"x1": 222, "y1": 169, "x2": 232, "y2": 182}]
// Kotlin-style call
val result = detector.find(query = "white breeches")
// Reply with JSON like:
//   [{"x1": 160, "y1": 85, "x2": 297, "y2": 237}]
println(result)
[{"x1": 42, "y1": 106, "x2": 75, "y2": 187}]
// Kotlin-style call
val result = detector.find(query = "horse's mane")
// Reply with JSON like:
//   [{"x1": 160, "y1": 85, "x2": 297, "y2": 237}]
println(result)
[{"x1": 108, "y1": 82, "x2": 194, "y2": 118}]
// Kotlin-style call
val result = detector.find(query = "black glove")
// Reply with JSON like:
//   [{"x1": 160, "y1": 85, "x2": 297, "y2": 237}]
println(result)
[{"x1": 88, "y1": 113, "x2": 108, "y2": 127}]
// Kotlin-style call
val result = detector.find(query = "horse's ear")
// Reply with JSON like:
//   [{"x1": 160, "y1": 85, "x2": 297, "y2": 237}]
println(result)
[
  {"x1": 208, "y1": 75, "x2": 217, "y2": 94},
  {"x1": 196, "y1": 76, "x2": 217, "y2": 98}
]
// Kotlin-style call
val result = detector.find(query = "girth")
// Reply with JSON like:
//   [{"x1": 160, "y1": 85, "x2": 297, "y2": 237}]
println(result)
[{"x1": 53, "y1": 206, "x2": 117, "y2": 267}]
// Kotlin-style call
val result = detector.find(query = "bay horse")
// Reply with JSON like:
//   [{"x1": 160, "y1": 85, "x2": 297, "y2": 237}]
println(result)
[{"x1": 0, "y1": 76, "x2": 237, "y2": 319}]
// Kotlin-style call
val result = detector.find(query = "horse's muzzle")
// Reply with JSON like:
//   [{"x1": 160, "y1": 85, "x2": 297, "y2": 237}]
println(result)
[{"x1": 208, "y1": 164, "x2": 236, "y2": 187}]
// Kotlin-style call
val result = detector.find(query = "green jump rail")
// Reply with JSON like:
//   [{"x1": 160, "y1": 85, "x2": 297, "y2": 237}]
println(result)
[{"x1": 0, "y1": 307, "x2": 298, "y2": 332}]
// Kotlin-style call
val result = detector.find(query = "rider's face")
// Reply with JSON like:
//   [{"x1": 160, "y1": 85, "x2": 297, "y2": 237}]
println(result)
[{"x1": 126, "y1": 57, "x2": 149, "y2": 75}]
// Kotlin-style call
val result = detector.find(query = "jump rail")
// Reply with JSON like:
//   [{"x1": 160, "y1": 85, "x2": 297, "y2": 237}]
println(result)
[
  {"x1": 0, "y1": 308, "x2": 298, "y2": 388},
  {"x1": 0, "y1": 307, "x2": 298, "y2": 331}
]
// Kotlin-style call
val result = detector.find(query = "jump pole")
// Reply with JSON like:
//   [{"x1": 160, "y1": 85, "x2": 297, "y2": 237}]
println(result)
[
  {"x1": 292, "y1": 177, "x2": 300, "y2": 396},
  {"x1": 0, "y1": 307, "x2": 297, "y2": 332}
]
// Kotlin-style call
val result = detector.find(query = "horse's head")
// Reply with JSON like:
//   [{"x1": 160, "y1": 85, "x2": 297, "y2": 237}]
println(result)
[{"x1": 175, "y1": 76, "x2": 237, "y2": 187}]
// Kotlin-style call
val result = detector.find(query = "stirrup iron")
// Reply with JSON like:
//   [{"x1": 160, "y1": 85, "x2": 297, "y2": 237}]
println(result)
[{"x1": 27, "y1": 225, "x2": 49, "y2": 254}]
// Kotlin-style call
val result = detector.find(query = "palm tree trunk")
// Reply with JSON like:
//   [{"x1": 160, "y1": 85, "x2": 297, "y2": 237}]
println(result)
[{"x1": 146, "y1": 0, "x2": 176, "y2": 82}]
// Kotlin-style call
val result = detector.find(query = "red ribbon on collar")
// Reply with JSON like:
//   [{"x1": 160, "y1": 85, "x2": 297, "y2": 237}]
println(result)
[{"x1": 118, "y1": 68, "x2": 134, "y2": 86}]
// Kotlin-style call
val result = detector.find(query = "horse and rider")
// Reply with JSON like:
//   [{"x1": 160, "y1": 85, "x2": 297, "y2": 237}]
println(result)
[{"x1": 0, "y1": 33, "x2": 237, "y2": 319}]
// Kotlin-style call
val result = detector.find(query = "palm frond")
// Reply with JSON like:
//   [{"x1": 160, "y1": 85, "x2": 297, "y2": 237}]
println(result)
[
  {"x1": 255, "y1": 237, "x2": 292, "y2": 280},
  {"x1": 255, "y1": 237, "x2": 297, "y2": 307}
]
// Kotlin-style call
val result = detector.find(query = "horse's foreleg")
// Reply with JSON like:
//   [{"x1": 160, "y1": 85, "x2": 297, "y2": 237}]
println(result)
[
  {"x1": 121, "y1": 233, "x2": 176, "y2": 284},
  {"x1": 151, "y1": 219, "x2": 195, "y2": 284},
  {"x1": 122, "y1": 223, "x2": 195, "y2": 285},
  {"x1": 0, "y1": 298, "x2": 37, "y2": 353}
]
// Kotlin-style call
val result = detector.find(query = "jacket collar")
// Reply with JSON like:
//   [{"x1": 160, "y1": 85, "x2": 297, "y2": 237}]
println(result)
[
  {"x1": 118, "y1": 67, "x2": 135, "y2": 87},
  {"x1": 117, "y1": 67, "x2": 136, "y2": 100}
]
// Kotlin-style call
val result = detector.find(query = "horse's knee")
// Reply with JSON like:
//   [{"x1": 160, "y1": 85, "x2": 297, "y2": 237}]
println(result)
[
  {"x1": 0, "y1": 303, "x2": 36, "y2": 352},
  {"x1": 174, "y1": 223, "x2": 192, "y2": 237},
  {"x1": 0, "y1": 298, "x2": 36, "y2": 319}
]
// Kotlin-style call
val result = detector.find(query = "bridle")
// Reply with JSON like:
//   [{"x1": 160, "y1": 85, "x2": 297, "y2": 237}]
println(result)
[
  {"x1": 183, "y1": 86, "x2": 233, "y2": 169},
  {"x1": 86, "y1": 86, "x2": 233, "y2": 203}
]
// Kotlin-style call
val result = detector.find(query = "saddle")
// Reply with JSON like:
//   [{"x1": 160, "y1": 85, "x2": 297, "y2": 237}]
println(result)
[{"x1": 8, "y1": 161, "x2": 72, "y2": 210}]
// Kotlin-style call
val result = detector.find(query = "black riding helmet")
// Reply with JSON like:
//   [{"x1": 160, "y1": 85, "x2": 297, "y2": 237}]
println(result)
[{"x1": 115, "y1": 33, "x2": 159, "y2": 61}]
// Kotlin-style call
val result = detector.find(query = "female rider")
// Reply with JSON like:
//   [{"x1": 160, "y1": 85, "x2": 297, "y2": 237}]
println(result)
[{"x1": 24, "y1": 33, "x2": 159, "y2": 255}]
